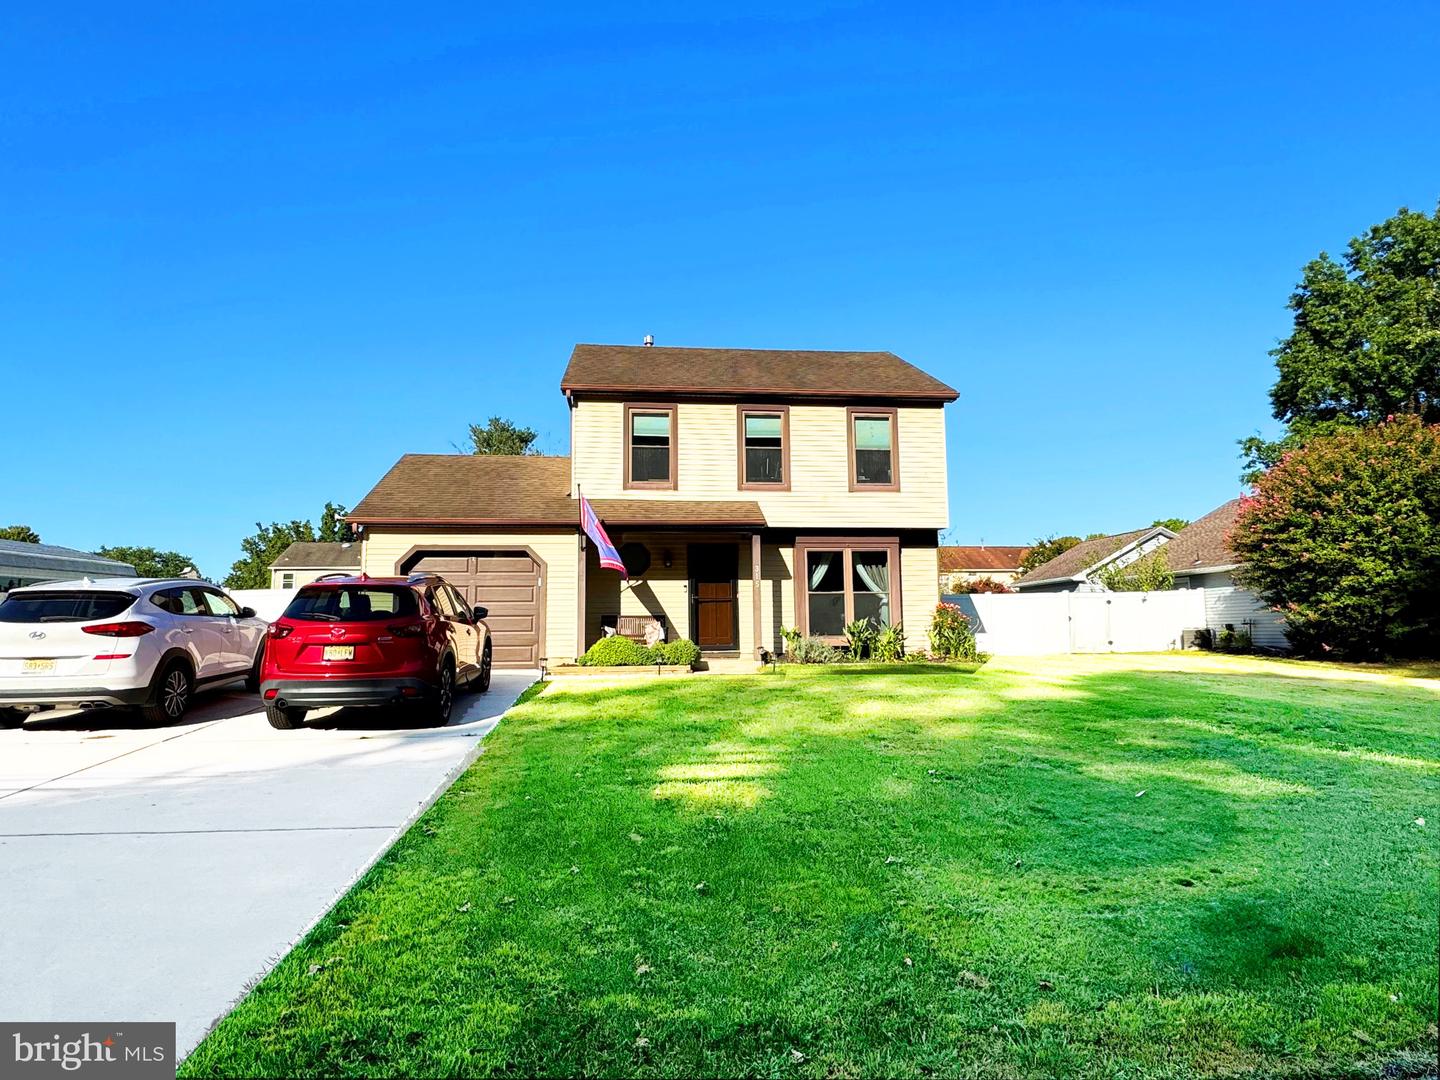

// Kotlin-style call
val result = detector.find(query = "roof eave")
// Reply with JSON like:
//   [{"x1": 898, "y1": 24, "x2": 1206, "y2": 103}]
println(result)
[{"x1": 560, "y1": 382, "x2": 958, "y2": 403}]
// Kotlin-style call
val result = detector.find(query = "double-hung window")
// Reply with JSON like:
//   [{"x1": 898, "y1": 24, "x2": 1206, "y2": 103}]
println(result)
[
  {"x1": 738, "y1": 407, "x2": 788, "y2": 488},
  {"x1": 625, "y1": 405, "x2": 676, "y2": 489},
  {"x1": 796, "y1": 539, "x2": 900, "y2": 640},
  {"x1": 849, "y1": 408, "x2": 899, "y2": 490}
]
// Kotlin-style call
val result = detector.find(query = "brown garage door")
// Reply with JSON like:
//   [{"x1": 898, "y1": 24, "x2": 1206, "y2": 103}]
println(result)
[{"x1": 402, "y1": 550, "x2": 544, "y2": 667}]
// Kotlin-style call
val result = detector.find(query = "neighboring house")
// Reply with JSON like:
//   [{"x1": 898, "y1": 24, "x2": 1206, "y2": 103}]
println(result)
[
  {"x1": 0, "y1": 539, "x2": 136, "y2": 594},
  {"x1": 1164, "y1": 499, "x2": 1289, "y2": 649},
  {"x1": 938, "y1": 545, "x2": 1030, "y2": 590},
  {"x1": 1012, "y1": 527, "x2": 1175, "y2": 593},
  {"x1": 348, "y1": 343, "x2": 958, "y2": 667},
  {"x1": 269, "y1": 541, "x2": 363, "y2": 589}
]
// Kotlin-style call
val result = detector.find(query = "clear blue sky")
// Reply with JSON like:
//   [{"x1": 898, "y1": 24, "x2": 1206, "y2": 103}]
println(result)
[{"x1": 4, "y1": 3, "x2": 1437, "y2": 578}]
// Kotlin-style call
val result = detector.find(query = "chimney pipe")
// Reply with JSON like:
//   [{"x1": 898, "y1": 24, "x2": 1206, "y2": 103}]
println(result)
[{"x1": 642, "y1": 334, "x2": 654, "y2": 347}]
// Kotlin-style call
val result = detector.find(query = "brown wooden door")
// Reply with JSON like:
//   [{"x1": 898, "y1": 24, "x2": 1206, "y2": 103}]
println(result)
[{"x1": 694, "y1": 582, "x2": 736, "y2": 648}]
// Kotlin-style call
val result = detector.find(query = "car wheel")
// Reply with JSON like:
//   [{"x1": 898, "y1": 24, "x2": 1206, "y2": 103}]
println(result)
[
  {"x1": 265, "y1": 703, "x2": 307, "y2": 730},
  {"x1": 140, "y1": 662, "x2": 193, "y2": 726},
  {"x1": 244, "y1": 645, "x2": 264, "y2": 692},
  {"x1": 416, "y1": 661, "x2": 455, "y2": 726},
  {"x1": 476, "y1": 642, "x2": 492, "y2": 693},
  {"x1": 0, "y1": 707, "x2": 26, "y2": 729}
]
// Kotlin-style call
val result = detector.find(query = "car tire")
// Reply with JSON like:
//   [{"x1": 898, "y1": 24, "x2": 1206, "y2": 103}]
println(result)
[
  {"x1": 244, "y1": 645, "x2": 264, "y2": 692},
  {"x1": 264, "y1": 703, "x2": 307, "y2": 730},
  {"x1": 140, "y1": 661, "x2": 193, "y2": 726},
  {"x1": 475, "y1": 642, "x2": 492, "y2": 693},
  {"x1": 0, "y1": 707, "x2": 26, "y2": 729},
  {"x1": 415, "y1": 661, "x2": 455, "y2": 727}
]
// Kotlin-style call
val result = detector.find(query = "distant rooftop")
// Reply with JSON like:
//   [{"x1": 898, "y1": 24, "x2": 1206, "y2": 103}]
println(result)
[
  {"x1": 0, "y1": 539, "x2": 136, "y2": 578},
  {"x1": 270, "y1": 541, "x2": 363, "y2": 570}
]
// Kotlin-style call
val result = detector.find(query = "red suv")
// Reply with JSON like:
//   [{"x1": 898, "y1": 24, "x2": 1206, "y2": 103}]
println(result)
[{"x1": 259, "y1": 574, "x2": 492, "y2": 730}]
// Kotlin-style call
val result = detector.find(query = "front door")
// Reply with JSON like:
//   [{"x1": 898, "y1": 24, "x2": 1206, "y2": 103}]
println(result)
[{"x1": 689, "y1": 544, "x2": 737, "y2": 650}]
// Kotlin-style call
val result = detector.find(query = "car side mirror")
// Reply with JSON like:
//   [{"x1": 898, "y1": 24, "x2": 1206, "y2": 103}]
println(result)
[
  {"x1": 239, "y1": 606, "x2": 257, "y2": 619},
  {"x1": 472, "y1": 606, "x2": 488, "y2": 621}
]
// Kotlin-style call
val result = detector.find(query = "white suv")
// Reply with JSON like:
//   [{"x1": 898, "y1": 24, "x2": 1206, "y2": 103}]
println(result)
[{"x1": 0, "y1": 578, "x2": 268, "y2": 727}]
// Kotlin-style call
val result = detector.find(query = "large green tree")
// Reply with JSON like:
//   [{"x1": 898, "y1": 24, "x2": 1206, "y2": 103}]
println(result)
[
  {"x1": 0, "y1": 525, "x2": 40, "y2": 543},
  {"x1": 1019, "y1": 535, "x2": 1081, "y2": 574},
  {"x1": 97, "y1": 545, "x2": 200, "y2": 579},
  {"x1": 224, "y1": 521, "x2": 316, "y2": 590},
  {"x1": 1232, "y1": 416, "x2": 1440, "y2": 659},
  {"x1": 468, "y1": 416, "x2": 539, "y2": 456},
  {"x1": 1242, "y1": 203, "x2": 1440, "y2": 479},
  {"x1": 1151, "y1": 517, "x2": 1189, "y2": 533},
  {"x1": 318, "y1": 502, "x2": 351, "y2": 543}
]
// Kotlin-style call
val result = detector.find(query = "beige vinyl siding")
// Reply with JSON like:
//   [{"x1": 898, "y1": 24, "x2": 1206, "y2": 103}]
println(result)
[
  {"x1": 572, "y1": 400, "x2": 948, "y2": 529},
  {"x1": 268, "y1": 567, "x2": 353, "y2": 590},
  {"x1": 360, "y1": 528, "x2": 581, "y2": 665},
  {"x1": 901, "y1": 542, "x2": 940, "y2": 654}
]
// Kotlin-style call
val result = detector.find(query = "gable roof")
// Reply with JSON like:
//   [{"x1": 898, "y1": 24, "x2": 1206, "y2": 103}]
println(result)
[
  {"x1": 1162, "y1": 499, "x2": 1243, "y2": 574},
  {"x1": 0, "y1": 539, "x2": 136, "y2": 578},
  {"x1": 347, "y1": 454, "x2": 767, "y2": 528},
  {"x1": 939, "y1": 545, "x2": 1030, "y2": 572},
  {"x1": 560, "y1": 344, "x2": 958, "y2": 401},
  {"x1": 1014, "y1": 527, "x2": 1172, "y2": 588},
  {"x1": 270, "y1": 541, "x2": 363, "y2": 571}
]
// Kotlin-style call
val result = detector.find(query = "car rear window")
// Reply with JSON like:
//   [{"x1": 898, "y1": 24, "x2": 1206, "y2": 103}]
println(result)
[
  {"x1": 282, "y1": 586, "x2": 418, "y2": 622},
  {"x1": 0, "y1": 591, "x2": 137, "y2": 623}
]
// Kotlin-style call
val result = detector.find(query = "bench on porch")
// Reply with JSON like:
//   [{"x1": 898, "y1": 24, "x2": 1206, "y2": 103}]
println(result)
[{"x1": 600, "y1": 613, "x2": 668, "y2": 645}]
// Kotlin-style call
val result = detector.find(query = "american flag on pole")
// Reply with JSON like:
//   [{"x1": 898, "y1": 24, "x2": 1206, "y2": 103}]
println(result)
[{"x1": 580, "y1": 494, "x2": 628, "y2": 578}]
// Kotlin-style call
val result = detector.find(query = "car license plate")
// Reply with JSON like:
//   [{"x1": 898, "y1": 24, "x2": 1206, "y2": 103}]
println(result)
[
  {"x1": 23, "y1": 658, "x2": 56, "y2": 673},
  {"x1": 323, "y1": 645, "x2": 355, "y2": 661}
]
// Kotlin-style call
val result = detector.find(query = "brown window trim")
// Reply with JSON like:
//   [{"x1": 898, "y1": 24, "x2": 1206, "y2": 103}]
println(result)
[
  {"x1": 847, "y1": 406, "x2": 900, "y2": 492},
  {"x1": 623, "y1": 403, "x2": 678, "y2": 490},
  {"x1": 736, "y1": 404, "x2": 791, "y2": 491},
  {"x1": 793, "y1": 536, "x2": 903, "y2": 644}
]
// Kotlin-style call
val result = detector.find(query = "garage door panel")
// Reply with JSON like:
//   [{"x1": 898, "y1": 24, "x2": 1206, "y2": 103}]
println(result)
[{"x1": 401, "y1": 548, "x2": 543, "y2": 668}]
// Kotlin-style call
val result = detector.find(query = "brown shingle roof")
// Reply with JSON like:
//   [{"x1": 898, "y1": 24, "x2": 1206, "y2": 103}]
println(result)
[
  {"x1": 939, "y1": 545, "x2": 1030, "y2": 572},
  {"x1": 1162, "y1": 499, "x2": 1242, "y2": 573},
  {"x1": 270, "y1": 541, "x2": 362, "y2": 570},
  {"x1": 1015, "y1": 528, "x2": 1159, "y2": 587},
  {"x1": 560, "y1": 344, "x2": 958, "y2": 401},
  {"x1": 349, "y1": 454, "x2": 768, "y2": 528},
  {"x1": 350, "y1": 455, "x2": 576, "y2": 525}
]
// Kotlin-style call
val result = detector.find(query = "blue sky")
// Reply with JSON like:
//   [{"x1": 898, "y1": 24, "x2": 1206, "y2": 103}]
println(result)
[{"x1": 3, "y1": 3, "x2": 1437, "y2": 577}]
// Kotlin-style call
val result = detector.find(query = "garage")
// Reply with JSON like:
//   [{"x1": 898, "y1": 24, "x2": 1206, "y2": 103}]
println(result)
[{"x1": 401, "y1": 550, "x2": 545, "y2": 667}]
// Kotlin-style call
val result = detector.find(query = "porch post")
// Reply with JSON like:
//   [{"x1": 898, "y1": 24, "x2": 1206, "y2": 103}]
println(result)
[
  {"x1": 577, "y1": 533, "x2": 587, "y2": 661},
  {"x1": 751, "y1": 531, "x2": 763, "y2": 660}
]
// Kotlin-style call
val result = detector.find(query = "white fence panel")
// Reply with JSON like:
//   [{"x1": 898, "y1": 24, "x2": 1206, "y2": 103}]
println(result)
[
  {"x1": 948, "y1": 590, "x2": 1207, "y2": 655},
  {"x1": 227, "y1": 588, "x2": 293, "y2": 622}
]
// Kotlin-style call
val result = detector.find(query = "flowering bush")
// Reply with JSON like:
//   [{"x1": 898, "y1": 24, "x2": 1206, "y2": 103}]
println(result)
[
  {"x1": 928, "y1": 602, "x2": 981, "y2": 660},
  {"x1": 954, "y1": 577, "x2": 1013, "y2": 594},
  {"x1": 1231, "y1": 415, "x2": 1440, "y2": 658}
]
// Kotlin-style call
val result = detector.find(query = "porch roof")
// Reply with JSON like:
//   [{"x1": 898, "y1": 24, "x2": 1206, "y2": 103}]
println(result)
[{"x1": 589, "y1": 500, "x2": 766, "y2": 527}]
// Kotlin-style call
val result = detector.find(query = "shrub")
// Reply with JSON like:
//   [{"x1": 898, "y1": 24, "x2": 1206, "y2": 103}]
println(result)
[
  {"x1": 654, "y1": 639, "x2": 701, "y2": 668},
  {"x1": 1231, "y1": 415, "x2": 1440, "y2": 658},
  {"x1": 843, "y1": 619, "x2": 875, "y2": 658},
  {"x1": 872, "y1": 621, "x2": 905, "y2": 661},
  {"x1": 789, "y1": 636, "x2": 842, "y2": 664},
  {"x1": 929, "y1": 602, "x2": 981, "y2": 661},
  {"x1": 779, "y1": 626, "x2": 802, "y2": 657},
  {"x1": 1093, "y1": 550, "x2": 1175, "y2": 592},
  {"x1": 955, "y1": 577, "x2": 1013, "y2": 594},
  {"x1": 578, "y1": 635, "x2": 658, "y2": 667}
]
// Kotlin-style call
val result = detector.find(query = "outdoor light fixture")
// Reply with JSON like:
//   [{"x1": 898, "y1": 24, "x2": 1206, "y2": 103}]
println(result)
[{"x1": 662, "y1": 549, "x2": 673, "y2": 568}]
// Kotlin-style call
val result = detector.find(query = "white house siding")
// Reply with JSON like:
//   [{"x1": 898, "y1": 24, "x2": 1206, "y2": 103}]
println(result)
[{"x1": 1202, "y1": 585, "x2": 1289, "y2": 649}]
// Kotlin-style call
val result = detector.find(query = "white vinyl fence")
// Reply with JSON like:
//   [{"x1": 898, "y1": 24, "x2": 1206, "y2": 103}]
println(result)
[
  {"x1": 228, "y1": 588, "x2": 294, "y2": 622},
  {"x1": 944, "y1": 588, "x2": 1289, "y2": 655}
]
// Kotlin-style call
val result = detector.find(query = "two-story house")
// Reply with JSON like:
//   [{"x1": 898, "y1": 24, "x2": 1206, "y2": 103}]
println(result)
[{"x1": 347, "y1": 343, "x2": 957, "y2": 667}]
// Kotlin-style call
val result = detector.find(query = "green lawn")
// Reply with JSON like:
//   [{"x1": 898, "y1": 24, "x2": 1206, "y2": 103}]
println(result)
[{"x1": 183, "y1": 654, "x2": 1439, "y2": 1078}]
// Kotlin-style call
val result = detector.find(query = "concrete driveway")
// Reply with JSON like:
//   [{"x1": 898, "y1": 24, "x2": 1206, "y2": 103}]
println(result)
[{"x1": 0, "y1": 670, "x2": 535, "y2": 1055}]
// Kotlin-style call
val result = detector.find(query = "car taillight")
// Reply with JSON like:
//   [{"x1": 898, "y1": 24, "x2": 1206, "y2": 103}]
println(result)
[
  {"x1": 387, "y1": 622, "x2": 426, "y2": 638},
  {"x1": 82, "y1": 621, "x2": 154, "y2": 637},
  {"x1": 268, "y1": 624, "x2": 294, "y2": 639}
]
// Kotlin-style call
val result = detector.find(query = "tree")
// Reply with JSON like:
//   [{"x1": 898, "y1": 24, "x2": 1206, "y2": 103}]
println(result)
[
  {"x1": 0, "y1": 525, "x2": 40, "y2": 543},
  {"x1": 1241, "y1": 203, "x2": 1439, "y2": 480},
  {"x1": 224, "y1": 521, "x2": 316, "y2": 590},
  {"x1": 97, "y1": 546, "x2": 199, "y2": 579},
  {"x1": 468, "y1": 416, "x2": 539, "y2": 456},
  {"x1": 1152, "y1": 517, "x2": 1189, "y2": 533},
  {"x1": 318, "y1": 502, "x2": 350, "y2": 543},
  {"x1": 1093, "y1": 551, "x2": 1175, "y2": 592},
  {"x1": 1019, "y1": 536, "x2": 1081, "y2": 574},
  {"x1": 1231, "y1": 416, "x2": 1440, "y2": 659}
]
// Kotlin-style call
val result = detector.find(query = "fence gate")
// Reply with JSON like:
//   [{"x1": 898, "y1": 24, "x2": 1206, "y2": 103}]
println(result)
[{"x1": 1067, "y1": 595, "x2": 1112, "y2": 652}]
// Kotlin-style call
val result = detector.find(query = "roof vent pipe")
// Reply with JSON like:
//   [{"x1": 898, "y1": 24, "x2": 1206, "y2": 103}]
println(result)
[{"x1": 642, "y1": 334, "x2": 654, "y2": 347}]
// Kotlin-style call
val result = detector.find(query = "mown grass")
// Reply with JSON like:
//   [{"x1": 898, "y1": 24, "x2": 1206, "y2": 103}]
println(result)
[{"x1": 183, "y1": 654, "x2": 1439, "y2": 1078}]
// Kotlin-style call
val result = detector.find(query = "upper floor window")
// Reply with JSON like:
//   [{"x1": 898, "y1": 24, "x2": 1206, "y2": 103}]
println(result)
[
  {"x1": 849, "y1": 408, "x2": 899, "y2": 490},
  {"x1": 738, "y1": 407, "x2": 789, "y2": 488},
  {"x1": 625, "y1": 404, "x2": 676, "y2": 489}
]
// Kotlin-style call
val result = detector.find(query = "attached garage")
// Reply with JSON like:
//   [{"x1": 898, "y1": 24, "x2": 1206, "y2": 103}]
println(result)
[{"x1": 400, "y1": 549, "x2": 545, "y2": 667}]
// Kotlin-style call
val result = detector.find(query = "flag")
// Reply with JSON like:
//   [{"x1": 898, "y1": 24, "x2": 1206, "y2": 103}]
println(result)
[{"x1": 580, "y1": 494, "x2": 628, "y2": 578}]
